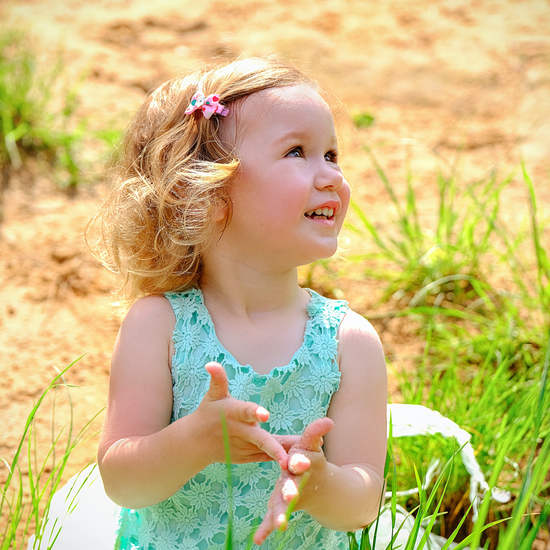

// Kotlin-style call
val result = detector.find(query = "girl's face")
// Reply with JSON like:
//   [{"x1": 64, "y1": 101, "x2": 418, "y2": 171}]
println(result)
[{"x1": 219, "y1": 85, "x2": 350, "y2": 270}]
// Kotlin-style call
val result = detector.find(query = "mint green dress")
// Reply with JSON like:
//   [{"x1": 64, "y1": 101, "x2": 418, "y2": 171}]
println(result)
[{"x1": 115, "y1": 288, "x2": 350, "y2": 550}]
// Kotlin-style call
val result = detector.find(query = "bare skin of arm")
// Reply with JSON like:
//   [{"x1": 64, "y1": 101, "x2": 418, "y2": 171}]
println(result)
[
  {"x1": 254, "y1": 310, "x2": 388, "y2": 543},
  {"x1": 98, "y1": 296, "x2": 295, "y2": 509}
]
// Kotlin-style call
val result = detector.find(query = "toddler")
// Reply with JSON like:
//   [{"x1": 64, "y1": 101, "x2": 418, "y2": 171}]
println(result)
[{"x1": 92, "y1": 56, "x2": 387, "y2": 549}]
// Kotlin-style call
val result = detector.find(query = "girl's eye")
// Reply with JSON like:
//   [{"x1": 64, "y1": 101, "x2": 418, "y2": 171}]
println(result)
[
  {"x1": 325, "y1": 150, "x2": 338, "y2": 163},
  {"x1": 286, "y1": 146, "x2": 303, "y2": 158}
]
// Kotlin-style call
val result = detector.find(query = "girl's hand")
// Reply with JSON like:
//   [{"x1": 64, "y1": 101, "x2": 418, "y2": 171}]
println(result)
[
  {"x1": 195, "y1": 362, "x2": 294, "y2": 469},
  {"x1": 253, "y1": 417, "x2": 334, "y2": 545}
]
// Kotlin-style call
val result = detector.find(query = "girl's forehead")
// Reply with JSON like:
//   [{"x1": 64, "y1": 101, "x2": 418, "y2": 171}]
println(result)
[
  {"x1": 258, "y1": 84, "x2": 324, "y2": 105},
  {"x1": 222, "y1": 85, "x2": 334, "y2": 145},
  {"x1": 244, "y1": 85, "x2": 329, "y2": 119}
]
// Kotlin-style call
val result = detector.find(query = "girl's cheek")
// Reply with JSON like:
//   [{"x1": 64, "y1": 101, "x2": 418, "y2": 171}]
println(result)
[
  {"x1": 338, "y1": 179, "x2": 351, "y2": 224},
  {"x1": 341, "y1": 178, "x2": 351, "y2": 206}
]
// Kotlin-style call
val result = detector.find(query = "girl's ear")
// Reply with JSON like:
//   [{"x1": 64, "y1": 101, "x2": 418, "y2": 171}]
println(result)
[
  {"x1": 213, "y1": 204, "x2": 226, "y2": 223},
  {"x1": 213, "y1": 196, "x2": 230, "y2": 224}
]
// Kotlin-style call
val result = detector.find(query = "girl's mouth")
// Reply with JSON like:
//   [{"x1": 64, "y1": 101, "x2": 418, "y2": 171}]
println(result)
[{"x1": 304, "y1": 207, "x2": 335, "y2": 220}]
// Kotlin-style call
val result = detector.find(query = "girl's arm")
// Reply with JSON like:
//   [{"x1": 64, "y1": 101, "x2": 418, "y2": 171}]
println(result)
[
  {"x1": 255, "y1": 309, "x2": 387, "y2": 541},
  {"x1": 98, "y1": 296, "x2": 292, "y2": 509}
]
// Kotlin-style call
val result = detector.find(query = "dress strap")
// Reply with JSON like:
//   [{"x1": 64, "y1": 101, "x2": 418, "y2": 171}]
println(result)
[{"x1": 305, "y1": 288, "x2": 349, "y2": 331}]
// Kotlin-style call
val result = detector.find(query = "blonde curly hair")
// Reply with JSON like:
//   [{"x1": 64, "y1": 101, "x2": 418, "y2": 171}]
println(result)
[{"x1": 87, "y1": 56, "x2": 315, "y2": 302}]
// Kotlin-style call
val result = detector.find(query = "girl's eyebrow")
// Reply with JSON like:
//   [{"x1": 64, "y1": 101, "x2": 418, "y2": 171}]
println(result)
[
  {"x1": 273, "y1": 130, "x2": 338, "y2": 148},
  {"x1": 272, "y1": 130, "x2": 309, "y2": 145}
]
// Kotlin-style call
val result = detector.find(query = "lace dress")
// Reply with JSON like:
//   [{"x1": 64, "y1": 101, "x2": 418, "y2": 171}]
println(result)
[{"x1": 115, "y1": 288, "x2": 350, "y2": 550}]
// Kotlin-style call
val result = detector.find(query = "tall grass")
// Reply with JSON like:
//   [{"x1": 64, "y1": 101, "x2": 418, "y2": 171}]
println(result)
[
  {"x1": 0, "y1": 359, "x2": 100, "y2": 549},
  {"x1": 345, "y1": 148, "x2": 550, "y2": 547},
  {"x1": 0, "y1": 27, "x2": 124, "y2": 223},
  {"x1": 0, "y1": 29, "x2": 90, "y2": 199}
]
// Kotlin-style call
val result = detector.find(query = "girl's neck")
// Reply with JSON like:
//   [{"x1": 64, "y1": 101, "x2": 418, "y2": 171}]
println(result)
[{"x1": 200, "y1": 259, "x2": 303, "y2": 319}]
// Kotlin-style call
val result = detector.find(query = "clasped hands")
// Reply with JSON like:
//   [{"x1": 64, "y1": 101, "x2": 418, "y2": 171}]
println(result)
[{"x1": 198, "y1": 362, "x2": 333, "y2": 545}]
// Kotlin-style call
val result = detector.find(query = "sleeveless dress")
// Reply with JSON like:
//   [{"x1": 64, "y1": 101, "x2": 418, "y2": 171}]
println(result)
[{"x1": 115, "y1": 287, "x2": 350, "y2": 550}]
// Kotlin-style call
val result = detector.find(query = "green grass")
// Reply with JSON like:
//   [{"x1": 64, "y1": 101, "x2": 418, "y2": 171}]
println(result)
[
  {"x1": 0, "y1": 27, "x2": 123, "y2": 208},
  {"x1": 0, "y1": 359, "x2": 100, "y2": 550},
  {"x1": 352, "y1": 112, "x2": 376, "y2": 129},
  {"x1": 0, "y1": 29, "x2": 82, "y2": 194},
  {"x1": 343, "y1": 147, "x2": 550, "y2": 548},
  {"x1": 346, "y1": 150, "x2": 517, "y2": 310}
]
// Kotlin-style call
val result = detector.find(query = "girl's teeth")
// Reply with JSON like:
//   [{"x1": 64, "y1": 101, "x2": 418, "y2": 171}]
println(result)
[{"x1": 305, "y1": 208, "x2": 335, "y2": 218}]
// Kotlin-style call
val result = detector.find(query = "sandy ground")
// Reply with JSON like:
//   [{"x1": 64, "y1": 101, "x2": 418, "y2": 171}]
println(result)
[{"x1": 1, "y1": 0, "x2": 550, "y2": 545}]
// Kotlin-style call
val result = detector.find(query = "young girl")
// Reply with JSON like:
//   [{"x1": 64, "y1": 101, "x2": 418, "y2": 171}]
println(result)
[{"x1": 93, "y1": 56, "x2": 387, "y2": 549}]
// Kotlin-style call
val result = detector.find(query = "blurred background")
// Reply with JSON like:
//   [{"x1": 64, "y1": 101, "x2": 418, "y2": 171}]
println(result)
[{"x1": 1, "y1": 0, "x2": 549, "y2": 548}]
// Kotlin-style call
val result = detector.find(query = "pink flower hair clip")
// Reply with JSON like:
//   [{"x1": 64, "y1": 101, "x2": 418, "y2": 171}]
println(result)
[{"x1": 185, "y1": 91, "x2": 229, "y2": 119}]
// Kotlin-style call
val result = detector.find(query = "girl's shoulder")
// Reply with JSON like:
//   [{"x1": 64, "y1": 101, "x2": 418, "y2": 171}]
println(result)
[
  {"x1": 125, "y1": 293, "x2": 176, "y2": 319},
  {"x1": 120, "y1": 294, "x2": 176, "y2": 340},
  {"x1": 339, "y1": 307, "x2": 381, "y2": 343},
  {"x1": 306, "y1": 289, "x2": 384, "y2": 367},
  {"x1": 337, "y1": 307, "x2": 386, "y2": 376},
  {"x1": 123, "y1": 288, "x2": 201, "y2": 324}
]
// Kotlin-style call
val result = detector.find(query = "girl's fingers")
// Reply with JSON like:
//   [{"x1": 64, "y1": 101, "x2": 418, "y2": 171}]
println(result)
[
  {"x1": 232, "y1": 401, "x2": 270, "y2": 424},
  {"x1": 235, "y1": 451, "x2": 276, "y2": 463},
  {"x1": 253, "y1": 428, "x2": 289, "y2": 469},
  {"x1": 254, "y1": 509, "x2": 275, "y2": 545},
  {"x1": 274, "y1": 434, "x2": 301, "y2": 451},
  {"x1": 204, "y1": 362, "x2": 229, "y2": 400},
  {"x1": 204, "y1": 362, "x2": 304, "y2": 468},
  {"x1": 205, "y1": 363, "x2": 269, "y2": 423},
  {"x1": 285, "y1": 418, "x2": 332, "y2": 473},
  {"x1": 288, "y1": 453, "x2": 311, "y2": 475},
  {"x1": 205, "y1": 365, "x2": 268, "y2": 423},
  {"x1": 255, "y1": 477, "x2": 296, "y2": 544},
  {"x1": 299, "y1": 417, "x2": 334, "y2": 451},
  {"x1": 281, "y1": 478, "x2": 299, "y2": 502}
]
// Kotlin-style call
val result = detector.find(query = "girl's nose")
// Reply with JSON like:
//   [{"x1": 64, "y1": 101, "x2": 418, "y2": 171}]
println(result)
[{"x1": 314, "y1": 163, "x2": 344, "y2": 191}]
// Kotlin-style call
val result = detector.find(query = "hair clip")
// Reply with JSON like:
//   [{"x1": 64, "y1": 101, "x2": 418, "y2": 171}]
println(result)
[{"x1": 185, "y1": 91, "x2": 229, "y2": 119}]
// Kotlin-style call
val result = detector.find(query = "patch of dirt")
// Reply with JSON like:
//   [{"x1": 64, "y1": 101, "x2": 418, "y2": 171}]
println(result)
[{"x1": 1, "y1": 0, "x2": 550, "y2": 544}]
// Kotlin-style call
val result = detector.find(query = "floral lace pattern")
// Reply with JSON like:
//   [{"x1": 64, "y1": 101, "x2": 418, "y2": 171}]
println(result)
[{"x1": 116, "y1": 288, "x2": 349, "y2": 550}]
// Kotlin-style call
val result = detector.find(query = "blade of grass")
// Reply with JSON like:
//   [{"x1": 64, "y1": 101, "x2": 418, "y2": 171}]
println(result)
[
  {"x1": 220, "y1": 411, "x2": 234, "y2": 550},
  {"x1": 0, "y1": 359, "x2": 81, "y2": 520}
]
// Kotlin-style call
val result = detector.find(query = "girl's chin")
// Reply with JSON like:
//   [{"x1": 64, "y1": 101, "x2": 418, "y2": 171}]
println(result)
[{"x1": 299, "y1": 241, "x2": 340, "y2": 264}]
